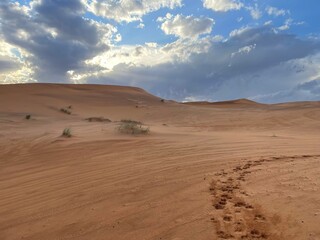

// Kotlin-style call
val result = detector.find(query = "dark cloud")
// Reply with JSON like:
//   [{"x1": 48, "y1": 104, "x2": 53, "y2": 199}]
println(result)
[
  {"x1": 33, "y1": 0, "x2": 98, "y2": 45},
  {"x1": 0, "y1": 0, "x2": 110, "y2": 82},
  {"x1": 296, "y1": 79, "x2": 320, "y2": 94},
  {"x1": 188, "y1": 27, "x2": 319, "y2": 83},
  {"x1": 0, "y1": 58, "x2": 20, "y2": 72},
  {"x1": 252, "y1": 79, "x2": 320, "y2": 103}
]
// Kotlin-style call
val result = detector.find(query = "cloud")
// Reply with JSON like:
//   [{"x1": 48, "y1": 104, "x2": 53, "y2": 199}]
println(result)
[
  {"x1": 278, "y1": 19, "x2": 292, "y2": 31},
  {"x1": 246, "y1": 4, "x2": 262, "y2": 20},
  {"x1": 266, "y1": 6, "x2": 289, "y2": 17},
  {"x1": 231, "y1": 44, "x2": 256, "y2": 58},
  {"x1": 277, "y1": 18, "x2": 304, "y2": 32},
  {"x1": 72, "y1": 36, "x2": 214, "y2": 79},
  {"x1": 229, "y1": 26, "x2": 250, "y2": 37},
  {"x1": 84, "y1": 26, "x2": 320, "y2": 102},
  {"x1": 160, "y1": 14, "x2": 214, "y2": 39},
  {"x1": 0, "y1": 58, "x2": 20, "y2": 72},
  {"x1": 251, "y1": 78, "x2": 320, "y2": 103},
  {"x1": 85, "y1": 0, "x2": 182, "y2": 23},
  {"x1": 137, "y1": 22, "x2": 145, "y2": 29},
  {"x1": 0, "y1": 39, "x2": 23, "y2": 73},
  {"x1": 203, "y1": 0, "x2": 243, "y2": 12},
  {"x1": 264, "y1": 20, "x2": 272, "y2": 26},
  {"x1": 0, "y1": 0, "x2": 115, "y2": 83},
  {"x1": 204, "y1": 1, "x2": 262, "y2": 20}
]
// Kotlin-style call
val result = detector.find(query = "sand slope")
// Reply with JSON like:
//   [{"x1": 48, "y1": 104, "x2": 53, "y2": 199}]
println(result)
[{"x1": 0, "y1": 84, "x2": 320, "y2": 240}]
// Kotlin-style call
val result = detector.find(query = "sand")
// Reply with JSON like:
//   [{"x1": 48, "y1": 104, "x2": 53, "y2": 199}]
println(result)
[{"x1": 0, "y1": 83, "x2": 319, "y2": 240}]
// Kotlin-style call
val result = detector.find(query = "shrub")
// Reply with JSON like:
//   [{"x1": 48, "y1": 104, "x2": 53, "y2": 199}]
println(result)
[
  {"x1": 117, "y1": 120, "x2": 149, "y2": 135},
  {"x1": 60, "y1": 108, "x2": 71, "y2": 115},
  {"x1": 25, "y1": 114, "x2": 31, "y2": 120},
  {"x1": 86, "y1": 117, "x2": 111, "y2": 123},
  {"x1": 120, "y1": 119, "x2": 142, "y2": 125},
  {"x1": 160, "y1": 99, "x2": 165, "y2": 103},
  {"x1": 62, "y1": 128, "x2": 72, "y2": 137}
]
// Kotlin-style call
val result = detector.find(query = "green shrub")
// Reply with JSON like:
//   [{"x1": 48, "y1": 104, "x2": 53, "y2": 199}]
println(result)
[
  {"x1": 62, "y1": 128, "x2": 72, "y2": 137},
  {"x1": 25, "y1": 114, "x2": 31, "y2": 120}
]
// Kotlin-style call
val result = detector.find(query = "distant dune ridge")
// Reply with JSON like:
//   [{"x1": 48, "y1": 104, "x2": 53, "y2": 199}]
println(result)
[
  {"x1": 183, "y1": 98, "x2": 264, "y2": 108},
  {"x1": 1, "y1": 83, "x2": 320, "y2": 240}
]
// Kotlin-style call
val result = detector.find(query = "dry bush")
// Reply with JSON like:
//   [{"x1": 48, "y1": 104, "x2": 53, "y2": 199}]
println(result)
[
  {"x1": 117, "y1": 120, "x2": 149, "y2": 135},
  {"x1": 60, "y1": 108, "x2": 71, "y2": 115},
  {"x1": 86, "y1": 117, "x2": 111, "y2": 123}
]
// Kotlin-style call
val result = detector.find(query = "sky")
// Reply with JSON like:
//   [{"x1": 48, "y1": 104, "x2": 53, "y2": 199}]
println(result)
[{"x1": 0, "y1": 0, "x2": 320, "y2": 103}]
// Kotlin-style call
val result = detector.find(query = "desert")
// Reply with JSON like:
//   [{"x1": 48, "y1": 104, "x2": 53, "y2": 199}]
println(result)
[{"x1": 0, "y1": 83, "x2": 319, "y2": 240}]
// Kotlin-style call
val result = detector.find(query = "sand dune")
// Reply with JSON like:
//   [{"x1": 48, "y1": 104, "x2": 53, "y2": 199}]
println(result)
[
  {"x1": 183, "y1": 98, "x2": 264, "y2": 108},
  {"x1": 1, "y1": 84, "x2": 320, "y2": 240}
]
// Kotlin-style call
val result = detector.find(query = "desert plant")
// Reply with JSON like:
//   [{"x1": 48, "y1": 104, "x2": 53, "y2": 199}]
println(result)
[
  {"x1": 62, "y1": 128, "x2": 72, "y2": 137},
  {"x1": 120, "y1": 119, "x2": 142, "y2": 125},
  {"x1": 86, "y1": 117, "x2": 111, "y2": 123},
  {"x1": 25, "y1": 114, "x2": 31, "y2": 120},
  {"x1": 160, "y1": 99, "x2": 165, "y2": 103},
  {"x1": 117, "y1": 120, "x2": 149, "y2": 135},
  {"x1": 60, "y1": 108, "x2": 71, "y2": 115}
]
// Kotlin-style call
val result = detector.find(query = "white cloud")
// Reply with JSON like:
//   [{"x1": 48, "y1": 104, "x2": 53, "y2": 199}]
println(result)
[
  {"x1": 264, "y1": 20, "x2": 272, "y2": 26},
  {"x1": 85, "y1": 0, "x2": 182, "y2": 23},
  {"x1": 266, "y1": 6, "x2": 289, "y2": 17},
  {"x1": 278, "y1": 18, "x2": 293, "y2": 31},
  {"x1": 160, "y1": 14, "x2": 214, "y2": 39},
  {"x1": 137, "y1": 22, "x2": 145, "y2": 29},
  {"x1": 246, "y1": 4, "x2": 262, "y2": 20},
  {"x1": 78, "y1": 36, "x2": 213, "y2": 75},
  {"x1": 203, "y1": 0, "x2": 243, "y2": 12},
  {"x1": 231, "y1": 44, "x2": 256, "y2": 58},
  {"x1": 114, "y1": 33, "x2": 122, "y2": 42},
  {"x1": 229, "y1": 26, "x2": 250, "y2": 37},
  {"x1": 0, "y1": 41, "x2": 35, "y2": 84}
]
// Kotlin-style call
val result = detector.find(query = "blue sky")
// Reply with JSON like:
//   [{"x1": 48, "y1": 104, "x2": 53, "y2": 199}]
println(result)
[{"x1": 1, "y1": 0, "x2": 320, "y2": 102}]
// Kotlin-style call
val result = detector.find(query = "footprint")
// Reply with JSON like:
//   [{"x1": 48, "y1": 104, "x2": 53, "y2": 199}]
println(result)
[
  {"x1": 223, "y1": 216, "x2": 232, "y2": 222},
  {"x1": 234, "y1": 201, "x2": 246, "y2": 208},
  {"x1": 234, "y1": 221, "x2": 245, "y2": 233},
  {"x1": 217, "y1": 231, "x2": 234, "y2": 239},
  {"x1": 250, "y1": 229, "x2": 268, "y2": 239},
  {"x1": 233, "y1": 166, "x2": 242, "y2": 172},
  {"x1": 221, "y1": 193, "x2": 232, "y2": 200},
  {"x1": 245, "y1": 204, "x2": 254, "y2": 210},
  {"x1": 214, "y1": 203, "x2": 225, "y2": 210},
  {"x1": 210, "y1": 157, "x2": 274, "y2": 239},
  {"x1": 254, "y1": 214, "x2": 266, "y2": 221}
]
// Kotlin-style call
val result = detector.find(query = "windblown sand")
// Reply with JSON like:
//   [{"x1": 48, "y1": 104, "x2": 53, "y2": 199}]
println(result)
[{"x1": 0, "y1": 84, "x2": 320, "y2": 240}]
